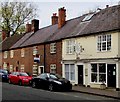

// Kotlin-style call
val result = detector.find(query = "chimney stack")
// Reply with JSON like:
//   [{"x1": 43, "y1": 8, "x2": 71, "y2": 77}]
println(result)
[
  {"x1": 2, "y1": 30, "x2": 7, "y2": 41},
  {"x1": 106, "y1": 5, "x2": 109, "y2": 8},
  {"x1": 26, "y1": 23, "x2": 32, "y2": 33},
  {"x1": 31, "y1": 19, "x2": 39, "y2": 32},
  {"x1": 58, "y1": 7, "x2": 66, "y2": 28},
  {"x1": 51, "y1": 13, "x2": 58, "y2": 25}
]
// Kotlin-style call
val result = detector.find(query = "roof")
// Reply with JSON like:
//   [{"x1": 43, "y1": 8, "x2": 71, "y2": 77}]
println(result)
[
  {"x1": 10, "y1": 5, "x2": 120, "y2": 49},
  {"x1": 1, "y1": 34, "x2": 24, "y2": 51}
]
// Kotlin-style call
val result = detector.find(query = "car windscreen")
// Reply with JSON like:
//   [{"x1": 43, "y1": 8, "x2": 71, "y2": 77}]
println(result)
[
  {"x1": 0, "y1": 70, "x2": 8, "y2": 75},
  {"x1": 50, "y1": 74, "x2": 62, "y2": 79},
  {"x1": 20, "y1": 73, "x2": 29, "y2": 76}
]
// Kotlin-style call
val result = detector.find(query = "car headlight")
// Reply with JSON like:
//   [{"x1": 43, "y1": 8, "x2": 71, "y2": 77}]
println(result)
[{"x1": 54, "y1": 80, "x2": 62, "y2": 85}]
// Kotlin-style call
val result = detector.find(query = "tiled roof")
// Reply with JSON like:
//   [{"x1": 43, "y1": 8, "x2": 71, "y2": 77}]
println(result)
[
  {"x1": 1, "y1": 34, "x2": 24, "y2": 51},
  {"x1": 9, "y1": 5, "x2": 120, "y2": 49}
]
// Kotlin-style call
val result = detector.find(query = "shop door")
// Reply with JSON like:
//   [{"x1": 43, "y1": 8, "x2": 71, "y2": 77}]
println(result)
[
  {"x1": 78, "y1": 65, "x2": 83, "y2": 85},
  {"x1": 107, "y1": 64, "x2": 116, "y2": 87}
]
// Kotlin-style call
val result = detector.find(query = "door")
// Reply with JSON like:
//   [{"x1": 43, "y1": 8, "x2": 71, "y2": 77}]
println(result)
[
  {"x1": 78, "y1": 65, "x2": 83, "y2": 85},
  {"x1": 107, "y1": 64, "x2": 116, "y2": 87},
  {"x1": 38, "y1": 66, "x2": 44, "y2": 74}
]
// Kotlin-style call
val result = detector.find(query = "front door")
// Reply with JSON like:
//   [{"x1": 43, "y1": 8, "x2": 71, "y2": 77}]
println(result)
[
  {"x1": 78, "y1": 65, "x2": 83, "y2": 85},
  {"x1": 107, "y1": 64, "x2": 116, "y2": 87}
]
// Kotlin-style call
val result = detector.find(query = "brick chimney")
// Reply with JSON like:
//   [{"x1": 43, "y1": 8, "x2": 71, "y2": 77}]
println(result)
[
  {"x1": 31, "y1": 19, "x2": 39, "y2": 32},
  {"x1": 26, "y1": 23, "x2": 32, "y2": 33},
  {"x1": 2, "y1": 30, "x2": 7, "y2": 41},
  {"x1": 51, "y1": 13, "x2": 58, "y2": 25},
  {"x1": 58, "y1": 7, "x2": 66, "y2": 28}
]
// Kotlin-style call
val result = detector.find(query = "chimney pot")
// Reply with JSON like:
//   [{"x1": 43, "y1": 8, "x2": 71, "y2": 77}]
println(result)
[{"x1": 106, "y1": 5, "x2": 109, "y2": 8}]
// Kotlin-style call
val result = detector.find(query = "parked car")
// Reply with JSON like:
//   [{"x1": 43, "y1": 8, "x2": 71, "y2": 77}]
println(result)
[
  {"x1": 0, "y1": 69, "x2": 9, "y2": 82},
  {"x1": 31, "y1": 73, "x2": 72, "y2": 91},
  {"x1": 8, "y1": 72, "x2": 32, "y2": 86}
]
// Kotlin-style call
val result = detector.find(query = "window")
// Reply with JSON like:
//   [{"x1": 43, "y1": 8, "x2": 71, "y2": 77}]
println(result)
[
  {"x1": 65, "y1": 64, "x2": 75, "y2": 81},
  {"x1": 50, "y1": 43, "x2": 56, "y2": 54},
  {"x1": 91, "y1": 63, "x2": 106, "y2": 83},
  {"x1": 10, "y1": 50, "x2": 14, "y2": 58},
  {"x1": 4, "y1": 51, "x2": 8, "y2": 59},
  {"x1": 50, "y1": 64, "x2": 56, "y2": 74},
  {"x1": 82, "y1": 14, "x2": 94, "y2": 21},
  {"x1": 33, "y1": 46, "x2": 38, "y2": 55},
  {"x1": 97, "y1": 34, "x2": 111, "y2": 51},
  {"x1": 66, "y1": 39, "x2": 75, "y2": 54},
  {"x1": 10, "y1": 65, "x2": 13, "y2": 72},
  {"x1": 20, "y1": 65, "x2": 24, "y2": 72},
  {"x1": 33, "y1": 65, "x2": 38, "y2": 76},
  {"x1": 21, "y1": 49, "x2": 25, "y2": 57}
]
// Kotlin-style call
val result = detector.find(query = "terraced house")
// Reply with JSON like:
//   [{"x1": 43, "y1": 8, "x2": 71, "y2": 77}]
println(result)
[{"x1": 1, "y1": 5, "x2": 120, "y2": 90}]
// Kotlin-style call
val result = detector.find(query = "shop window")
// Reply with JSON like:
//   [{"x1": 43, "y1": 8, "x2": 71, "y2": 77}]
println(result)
[{"x1": 91, "y1": 63, "x2": 106, "y2": 83}]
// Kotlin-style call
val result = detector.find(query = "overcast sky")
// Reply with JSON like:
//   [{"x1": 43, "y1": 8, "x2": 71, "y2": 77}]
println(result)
[{"x1": 4, "y1": 0, "x2": 120, "y2": 28}]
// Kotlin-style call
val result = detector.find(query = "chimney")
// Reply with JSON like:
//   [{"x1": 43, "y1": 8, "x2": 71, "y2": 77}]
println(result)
[
  {"x1": 51, "y1": 13, "x2": 58, "y2": 25},
  {"x1": 106, "y1": 5, "x2": 109, "y2": 8},
  {"x1": 26, "y1": 23, "x2": 32, "y2": 33},
  {"x1": 31, "y1": 19, "x2": 39, "y2": 32},
  {"x1": 2, "y1": 30, "x2": 7, "y2": 41},
  {"x1": 58, "y1": 7, "x2": 66, "y2": 28}
]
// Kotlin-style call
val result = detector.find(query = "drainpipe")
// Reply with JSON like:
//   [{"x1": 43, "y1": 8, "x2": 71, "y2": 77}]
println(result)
[{"x1": 44, "y1": 44, "x2": 46, "y2": 73}]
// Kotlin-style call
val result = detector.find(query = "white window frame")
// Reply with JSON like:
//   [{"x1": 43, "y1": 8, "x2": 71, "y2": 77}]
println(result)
[
  {"x1": 66, "y1": 39, "x2": 76, "y2": 54},
  {"x1": 10, "y1": 50, "x2": 14, "y2": 58},
  {"x1": 97, "y1": 34, "x2": 111, "y2": 52},
  {"x1": 10, "y1": 65, "x2": 13, "y2": 72},
  {"x1": 33, "y1": 46, "x2": 38, "y2": 55},
  {"x1": 21, "y1": 49, "x2": 25, "y2": 57},
  {"x1": 20, "y1": 65, "x2": 24, "y2": 72},
  {"x1": 64, "y1": 64, "x2": 75, "y2": 81},
  {"x1": 50, "y1": 64, "x2": 56, "y2": 73},
  {"x1": 50, "y1": 43, "x2": 56, "y2": 54},
  {"x1": 4, "y1": 51, "x2": 8, "y2": 59},
  {"x1": 33, "y1": 65, "x2": 38, "y2": 76},
  {"x1": 90, "y1": 63, "x2": 106, "y2": 84}
]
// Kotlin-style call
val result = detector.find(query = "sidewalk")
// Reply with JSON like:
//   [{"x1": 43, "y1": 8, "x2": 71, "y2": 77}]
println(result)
[{"x1": 72, "y1": 85, "x2": 120, "y2": 99}]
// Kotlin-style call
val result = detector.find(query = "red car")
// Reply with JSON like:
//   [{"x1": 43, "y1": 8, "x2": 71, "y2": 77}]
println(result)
[{"x1": 8, "y1": 72, "x2": 32, "y2": 86}]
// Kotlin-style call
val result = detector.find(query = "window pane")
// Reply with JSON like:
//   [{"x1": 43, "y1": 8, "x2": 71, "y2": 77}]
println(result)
[
  {"x1": 91, "y1": 64, "x2": 97, "y2": 72},
  {"x1": 65, "y1": 64, "x2": 69, "y2": 80},
  {"x1": 99, "y1": 63, "x2": 106, "y2": 73},
  {"x1": 91, "y1": 73, "x2": 97, "y2": 82},
  {"x1": 99, "y1": 74, "x2": 106, "y2": 83},
  {"x1": 70, "y1": 64, "x2": 75, "y2": 80}
]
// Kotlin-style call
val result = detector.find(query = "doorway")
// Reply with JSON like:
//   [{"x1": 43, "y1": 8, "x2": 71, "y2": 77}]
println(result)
[
  {"x1": 107, "y1": 64, "x2": 116, "y2": 87},
  {"x1": 38, "y1": 66, "x2": 44, "y2": 74},
  {"x1": 78, "y1": 65, "x2": 83, "y2": 85}
]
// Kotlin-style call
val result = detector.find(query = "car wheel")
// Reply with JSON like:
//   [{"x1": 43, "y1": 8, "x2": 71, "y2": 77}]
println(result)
[
  {"x1": 32, "y1": 81, "x2": 36, "y2": 88},
  {"x1": 8, "y1": 79, "x2": 12, "y2": 84},
  {"x1": 49, "y1": 84, "x2": 54, "y2": 91},
  {"x1": 19, "y1": 80, "x2": 22, "y2": 86}
]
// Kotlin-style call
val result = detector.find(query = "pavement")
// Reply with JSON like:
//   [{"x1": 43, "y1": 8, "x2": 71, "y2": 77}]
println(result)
[{"x1": 72, "y1": 85, "x2": 120, "y2": 99}]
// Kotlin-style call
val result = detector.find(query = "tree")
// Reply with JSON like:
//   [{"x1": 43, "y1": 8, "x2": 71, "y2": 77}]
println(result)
[{"x1": 0, "y1": 2, "x2": 37, "y2": 36}]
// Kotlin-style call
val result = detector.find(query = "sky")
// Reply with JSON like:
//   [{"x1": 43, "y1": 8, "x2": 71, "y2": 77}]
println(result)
[{"x1": 1, "y1": 0, "x2": 120, "y2": 28}]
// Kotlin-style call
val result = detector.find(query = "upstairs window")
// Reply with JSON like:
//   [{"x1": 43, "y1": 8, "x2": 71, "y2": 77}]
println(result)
[
  {"x1": 97, "y1": 34, "x2": 111, "y2": 52},
  {"x1": 66, "y1": 39, "x2": 75, "y2": 54},
  {"x1": 10, "y1": 50, "x2": 14, "y2": 58},
  {"x1": 4, "y1": 51, "x2": 8, "y2": 59},
  {"x1": 33, "y1": 46, "x2": 38, "y2": 55},
  {"x1": 21, "y1": 49, "x2": 25, "y2": 57},
  {"x1": 50, "y1": 43, "x2": 56, "y2": 54}
]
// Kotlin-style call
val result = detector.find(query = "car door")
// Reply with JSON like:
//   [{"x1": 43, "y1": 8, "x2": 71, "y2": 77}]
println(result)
[
  {"x1": 39, "y1": 73, "x2": 49, "y2": 89},
  {"x1": 10, "y1": 72, "x2": 16, "y2": 83}
]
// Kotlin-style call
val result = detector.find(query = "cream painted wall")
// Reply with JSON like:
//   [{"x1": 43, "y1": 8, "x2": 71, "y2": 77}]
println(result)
[
  {"x1": 62, "y1": 32, "x2": 119, "y2": 60},
  {"x1": 118, "y1": 32, "x2": 120, "y2": 57}
]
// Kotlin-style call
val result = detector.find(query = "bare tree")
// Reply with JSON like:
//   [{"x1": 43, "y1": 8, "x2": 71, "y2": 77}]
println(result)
[{"x1": 0, "y1": 2, "x2": 37, "y2": 36}]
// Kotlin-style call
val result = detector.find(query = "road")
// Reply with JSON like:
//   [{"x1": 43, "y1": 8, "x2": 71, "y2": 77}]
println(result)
[{"x1": 1, "y1": 82, "x2": 120, "y2": 101}]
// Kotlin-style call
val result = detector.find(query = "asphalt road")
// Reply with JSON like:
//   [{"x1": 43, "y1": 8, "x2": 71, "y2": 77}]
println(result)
[{"x1": 1, "y1": 82, "x2": 120, "y2": 101}]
